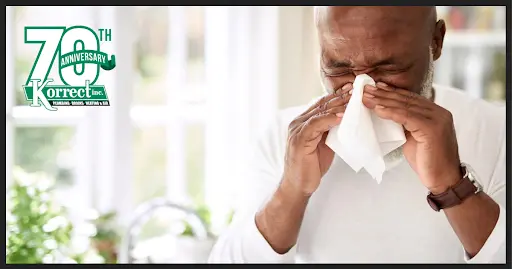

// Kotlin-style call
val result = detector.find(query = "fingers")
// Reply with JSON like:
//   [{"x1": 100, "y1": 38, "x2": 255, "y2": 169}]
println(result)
[
  {"x1": 376, "y1": 82, "x2": 432, "y2": 102},
  {"x1": 373, "y1": 105, "x2": 430, "y2": 133},
  {"x1": 289, "y1": 82, "x2": 352, "y2": 145},
  {"x1": 363, "y1": 93, "x2": 433, "y2": 117},
  {"x1": 365, "y1": 84, "x2": 424, "y2": 104},
  {"x1": 299, "y1": 93, "x2": 337, "y2": 117},
  {"x1": 362, "y1": 84, "x2": 433, "y2": 117},
  {"x1": 324, "y1": 104, "x2": 347, "y2": 117},
  {"x1": 290, "y1": 95, "x2": 337, "y2": 133},
  {"x1": 299, "y1": 83, "x2": 352, "y2": 115},
  {"x1": 297, "y1": 112, "x2": 343, "y2": 144},
  {"x1": 291, "y1": 101, "x2": 348, "y2": 144},
  {"x1": 359, "y1": 82, "x2": 438, "y2": 132},
  {"x1": 336, "y1": 83, "x2": 353, "y2": 96},
  {"x1": 299, "y1": 82, "x2": 351, "y2": 117},
  {"x1": 299, "y1": 90, "x2": 351, "y2": 122}
]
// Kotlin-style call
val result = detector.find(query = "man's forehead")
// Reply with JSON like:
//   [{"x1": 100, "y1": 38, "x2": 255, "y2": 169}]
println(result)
[{"x1": 316, "y1": 6, "x2": 434, "y2": 63}]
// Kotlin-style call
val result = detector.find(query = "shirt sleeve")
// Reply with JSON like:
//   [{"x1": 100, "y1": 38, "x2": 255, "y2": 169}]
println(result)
[
  {"x1": 464, "y1": 112, "x2": 506, "y2": 264},
  {"x1": 208, "y1": 114, "x2": 297, "y2": 263}
]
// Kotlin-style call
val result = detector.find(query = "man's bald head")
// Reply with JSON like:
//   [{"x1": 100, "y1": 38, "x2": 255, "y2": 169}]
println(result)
[
  {"x1": 315, "y1": 7, "x2": 437, "y2": 37},
  {"x1": 315, "y1": 6, "x2": 446, "y2": 96}
]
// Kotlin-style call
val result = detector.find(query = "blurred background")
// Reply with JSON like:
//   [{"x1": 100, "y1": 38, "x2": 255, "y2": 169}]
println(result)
[{"x1": 5, "y1": 6, "x2": 507, "y2": 264}]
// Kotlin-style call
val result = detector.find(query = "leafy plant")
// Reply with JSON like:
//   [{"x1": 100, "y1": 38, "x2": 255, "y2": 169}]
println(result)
[
  {"x1": 180, "y1": 205, "x2": 211, "y2": 238},
  {"x1": 89, "y1": 211, "x2": 121, "y2": 264},
  {"x1": 486, "y1": 51, "x2": 506, "y2": 101},
  {"x1": 491, "y1": 51, "x2": 505, "y2": 86},
  {"x1": 180, "y1": 223, "x2": 195, "y2": 237},
  {"x1": 179, "y1": 206, "x2": 235, "y2": 238},
  {"x1": 92, "y1": 211, "x2": 120, "y2": 242},
  {"x1": 6, "y1": 168, "x2": 74, "y2": 264},
  {"x1": 226, "y1": 209, "x2": 235, "y2": 225}
]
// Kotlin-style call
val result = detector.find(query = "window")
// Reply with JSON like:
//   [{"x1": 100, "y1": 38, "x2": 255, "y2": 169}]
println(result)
[
  {"x1": 6, "y1": 6, "x2": 280, "y2": 235},
  {"x1": 14, "y1": 126, "x2": 76, "y2": 186},
  {"x1": 434, "y1": 6, "x2": 506, "y2": 102},
  {"x1": 131, "y1": 7, "x2": 207, "y2": 210},
  {"x1": 7, "y1": 6, "x2": 96, "y2": 218}
]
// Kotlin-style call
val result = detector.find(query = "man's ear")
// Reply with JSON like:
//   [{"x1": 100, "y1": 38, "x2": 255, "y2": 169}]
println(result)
[{"x1": 431, "y1": 20, "x2": 446, "y2": 61}]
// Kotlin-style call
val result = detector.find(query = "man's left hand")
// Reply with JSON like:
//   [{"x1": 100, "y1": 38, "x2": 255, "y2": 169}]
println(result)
[{"x1": 363, "y1": 82, "x2": 462, "y2": 194}]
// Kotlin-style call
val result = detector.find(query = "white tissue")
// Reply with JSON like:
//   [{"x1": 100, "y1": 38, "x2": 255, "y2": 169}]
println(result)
[{"x1": 325, "y1": 74, "x2": 406, "y2": 183}]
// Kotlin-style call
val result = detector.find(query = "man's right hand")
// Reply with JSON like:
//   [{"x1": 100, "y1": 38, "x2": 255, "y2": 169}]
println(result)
[
  {"x1": 254, "y1": 83, "x2": 352, "y2": 255},
  {"x1": 282, "y1": 83, "x2": 352, "y2": 196}
]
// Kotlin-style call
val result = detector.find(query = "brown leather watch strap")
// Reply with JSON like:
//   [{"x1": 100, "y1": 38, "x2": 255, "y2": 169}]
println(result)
[{"x1": 426, "y1": 175, "x2": 478, "y2": 212}]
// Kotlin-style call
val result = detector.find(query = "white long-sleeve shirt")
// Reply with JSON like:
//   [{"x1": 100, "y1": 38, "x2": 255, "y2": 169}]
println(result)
[{"x1": 208, "y1": 84, "x2": 506, "y2": 263}]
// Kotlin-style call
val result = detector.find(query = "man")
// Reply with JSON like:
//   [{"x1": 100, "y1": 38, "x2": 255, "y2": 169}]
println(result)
[{"x1": 208, "y1": 6, "x2": 506, "y2": 263}]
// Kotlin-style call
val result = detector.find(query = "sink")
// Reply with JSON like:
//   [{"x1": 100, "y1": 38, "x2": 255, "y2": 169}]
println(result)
[{"x1": 118, "y1": 198, "x2": 216, "y2": 263}]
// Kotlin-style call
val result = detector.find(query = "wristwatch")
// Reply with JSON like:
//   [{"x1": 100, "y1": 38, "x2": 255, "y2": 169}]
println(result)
[{"x1": 426, "y1": 163, "x2": 483, "y2": 212}]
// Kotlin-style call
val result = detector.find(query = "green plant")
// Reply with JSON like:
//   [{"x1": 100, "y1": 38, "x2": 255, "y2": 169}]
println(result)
[
  {"x1": 90, "y1": 211, "x2": 121, "y2": 264},
  {"x1": 180, "y1": 204, "x2": 212, "y2": 237},
  {"x1": 492, "y1": 51, "x2": 506, "y2": 86},
  {"x1": 226, "y1": 209, "x2": 235, "y2": 225},
  {"x1": 179, "y1": 206, "x2": 236, "y2": 238},
  {"x1": 6, "y1": 168, "x2": 74, "y2": 264},
  {"x1": 92, "y1": 212, "x2": 120, "y2": 242},
  {"x1": 486, "y1": 51, "x2": 506, "y2": 101}
]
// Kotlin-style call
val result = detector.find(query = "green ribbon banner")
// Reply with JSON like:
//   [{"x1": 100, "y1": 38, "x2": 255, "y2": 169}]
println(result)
[{"x1": 60, "y1": 49, "x2": 115, "y2": 70}]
